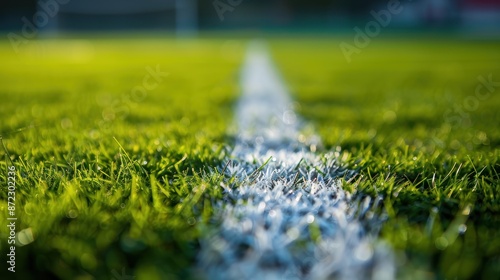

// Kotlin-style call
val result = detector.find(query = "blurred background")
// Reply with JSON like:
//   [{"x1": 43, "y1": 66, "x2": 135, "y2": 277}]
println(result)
[{"x1": 1, "y1": 0, "x2": 500, "y2": 37}]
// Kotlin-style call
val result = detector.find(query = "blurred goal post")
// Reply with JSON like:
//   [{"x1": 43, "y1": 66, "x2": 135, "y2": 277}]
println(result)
[{"x1": 38, "y1": 0, "x2": 198, "y2": 35}]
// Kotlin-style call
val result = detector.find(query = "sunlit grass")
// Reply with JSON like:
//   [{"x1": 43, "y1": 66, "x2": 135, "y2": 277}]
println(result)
[
  {"x1": 0, "y1": 38, "x2": 244, "y2": 279},
  {"x1": 271, "y1": 36, "x2": 500, "y2": 279},
  {"x1": 1, "y1": 35, "x2": 499, "y2": 279}
]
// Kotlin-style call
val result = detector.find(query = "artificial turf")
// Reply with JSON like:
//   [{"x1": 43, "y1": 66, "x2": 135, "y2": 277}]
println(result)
[{"x1": 270, "y1": 36, "x2": 500, "y2": 279}]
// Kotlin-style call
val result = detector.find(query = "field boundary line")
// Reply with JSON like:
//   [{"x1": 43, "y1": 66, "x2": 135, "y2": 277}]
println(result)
[{"x1": 197, "y1": 41, "x2": 395, "y2": 280}]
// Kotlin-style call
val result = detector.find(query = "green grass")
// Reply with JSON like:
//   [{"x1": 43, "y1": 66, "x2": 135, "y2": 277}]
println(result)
[
  {"x1": 0, "y1": 38, "x2": 243, "y2": 279},
  {"x1": 1, "y1": 35, "x2": 499, "y2": 280},
  {"x1": 270, "y1": 36, "x2": 500, "y2": 279}
]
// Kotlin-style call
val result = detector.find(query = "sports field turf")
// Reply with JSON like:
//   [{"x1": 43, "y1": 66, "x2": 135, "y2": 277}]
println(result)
[
  {"x1": 271, "y1": 37, "x2": 500, "y2": 279},
  {"x1": 0, "y1": 36, "x2": 499, "y2": 279},
  {"x1": 0, "y1": 38, "x2": 243, "y2": 279}
]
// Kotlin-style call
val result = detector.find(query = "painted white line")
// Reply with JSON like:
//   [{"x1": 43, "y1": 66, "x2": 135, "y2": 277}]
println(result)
[{"x1": 198, "y1": 41, "x2": 394, "y2": 280}]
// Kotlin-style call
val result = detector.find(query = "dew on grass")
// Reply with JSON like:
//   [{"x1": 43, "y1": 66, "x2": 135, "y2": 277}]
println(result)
[
  {"x1": 68, "y1": 209, "x2": 78, "y2": 219},
  {"x1": 17, "y1": 228, "x2": 35, "y2": 246},
  {"x1": 287, "y1": 228, "x2": 300, "y2": 240},
  {"x1": 306, "y1": 214, "x2": 315, "y2": 224},
  {"x1": 458, "y1": 224, "x2": 467, "y2": 235},
  {"x1": 298, "y1": 134, "x2": 306, "y2": 143},
  {"x1": 354, "y1": 243, "x2": 373, "y2": 262},
  {"x1": 269, "y1": 210, "x2": 277, "y2": 218},
  {"x1": 187, "y1": 217, "x2": 196, "y2": 225}
]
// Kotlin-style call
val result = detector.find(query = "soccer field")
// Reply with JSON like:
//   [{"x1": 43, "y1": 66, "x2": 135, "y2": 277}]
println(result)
[
  {"x1": 0, "y1": 38, "x2": 242, "y2": 279},
  {"x1": 270, "y1": 38, "x2": 500, "y2": 279},
  {"x1": 0, "y1": 36, "x2": 499, "y2": 279}
]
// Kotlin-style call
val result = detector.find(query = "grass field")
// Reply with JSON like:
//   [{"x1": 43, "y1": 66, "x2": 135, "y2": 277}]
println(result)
[
  {"x1": 270, "y1": 37, "x2": 500, "y2": 279},
  {"x1": 0, "y1": 38, "x2": 243, "y2": 279},
  {"x1": 0, "y1": 36, "x2": 499, "y2": 279}
]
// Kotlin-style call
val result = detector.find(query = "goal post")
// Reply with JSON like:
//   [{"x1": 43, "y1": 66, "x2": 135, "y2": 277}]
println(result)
[{"x1": 38, "y1": 0, "x2": 198, "y2": 35}]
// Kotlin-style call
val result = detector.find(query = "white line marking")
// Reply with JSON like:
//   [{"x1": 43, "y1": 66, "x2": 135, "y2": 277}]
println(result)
[{"x1": 198, "y1": 42, "x2": 394, "y2": 280}]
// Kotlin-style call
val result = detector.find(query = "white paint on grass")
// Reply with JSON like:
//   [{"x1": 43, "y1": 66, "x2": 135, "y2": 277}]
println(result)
[{"x1": 198, "y1": 42, "x2": 394, "y2": 280}]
